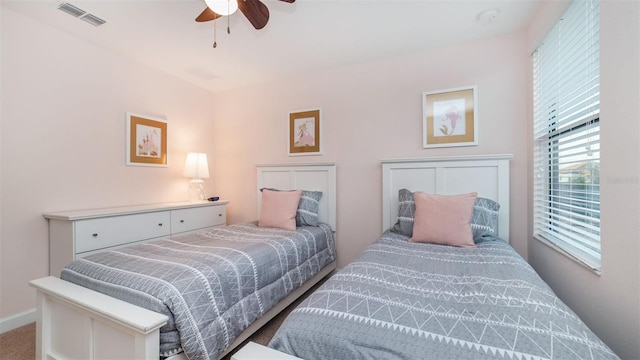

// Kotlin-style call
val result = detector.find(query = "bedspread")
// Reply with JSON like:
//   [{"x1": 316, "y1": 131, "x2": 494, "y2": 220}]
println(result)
[
  {"x1": 269, "y1": 231, "x2": 618, "y2": 360},
  {"x1": 61, "y1": 222, "x2": 335, "y2": 360}
]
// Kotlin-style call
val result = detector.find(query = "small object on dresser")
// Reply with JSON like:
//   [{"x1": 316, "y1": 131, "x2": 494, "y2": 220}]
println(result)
[{"x1": 208, "y1": 196, "x2": 220, "y2": 201}]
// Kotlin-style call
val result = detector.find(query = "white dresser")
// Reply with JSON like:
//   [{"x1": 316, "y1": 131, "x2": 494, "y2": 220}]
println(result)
[{"x1": 44, "y1": 200, "x2": 228, "y2": 277}]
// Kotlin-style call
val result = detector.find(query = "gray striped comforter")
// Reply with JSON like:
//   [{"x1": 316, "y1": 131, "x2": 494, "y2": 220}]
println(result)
[
  {"x1": 61, "y1": 223, "x2": 335, "y2": 360},
  {"x1": 269, "y1": 231, "x2": 618, "y2": 360}
]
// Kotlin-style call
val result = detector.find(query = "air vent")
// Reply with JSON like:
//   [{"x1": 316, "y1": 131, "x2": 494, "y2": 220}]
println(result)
[
  {"x1": 57, "y1": 2, "x2": 106, "y2": 27},
  {"x1": 80, "y1": 14, "x2": 106, "y2": 27},
  {"x1": 57, "y1": 2, "x2": 85, "y2": 17}
]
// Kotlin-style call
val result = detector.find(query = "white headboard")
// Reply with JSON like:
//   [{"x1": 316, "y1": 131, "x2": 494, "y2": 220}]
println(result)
[
  {"x1": 256, "y1": 162, "x2": 337, "y2": 230},
  {"x1": 381, "y1": 154, "x2": 512, "y2": 242}
]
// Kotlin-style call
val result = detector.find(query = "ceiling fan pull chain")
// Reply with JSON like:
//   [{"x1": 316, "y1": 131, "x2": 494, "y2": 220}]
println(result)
[{"x1": 213, "y1": 19, "x2": 218, "y2": 48}]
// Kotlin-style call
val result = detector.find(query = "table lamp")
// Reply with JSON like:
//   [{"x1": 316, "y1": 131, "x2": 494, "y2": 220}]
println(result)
[{"x1": 183, "y1": 152, "x2": 209, "y2": 201}]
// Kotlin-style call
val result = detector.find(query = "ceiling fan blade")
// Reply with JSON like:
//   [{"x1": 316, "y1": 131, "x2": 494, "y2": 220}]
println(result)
[
  {"x1": 195, "y1": 7, "x2": 222, "y2": 22},
  {"x1": 238, "y1": 0, "x2": 269, "y2": 30},
  {"x1": 278, "y1": 0, "x2": 296, "y2": 3}
]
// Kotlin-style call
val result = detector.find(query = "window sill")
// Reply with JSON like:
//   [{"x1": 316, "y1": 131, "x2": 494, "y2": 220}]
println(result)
[{"x1": 533, "y1": 235, "x2": 602, "y2": 276}]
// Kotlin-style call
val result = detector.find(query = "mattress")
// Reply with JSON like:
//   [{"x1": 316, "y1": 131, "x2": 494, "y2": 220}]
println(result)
[
  {"x1": 61, "y1": 222, "x2": 336, "y2": 360},
  {"x1": 269, "y1": 231, "x2": 618, "y2": 360}
]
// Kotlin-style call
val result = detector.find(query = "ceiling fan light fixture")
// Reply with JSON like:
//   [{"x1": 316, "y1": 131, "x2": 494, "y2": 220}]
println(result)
[{"x1": 204, "y1": 0, "x2": 239, "y2": 16}]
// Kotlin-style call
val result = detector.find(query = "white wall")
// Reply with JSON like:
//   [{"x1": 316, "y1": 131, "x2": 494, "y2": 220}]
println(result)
[
  {"x1": 526, "y1": 1, "x2": 640, "y2": 359},
  {"x1": 0, "y1": 7, "x2": 218, "y2": 323},
  {"x1": 211, "y1": 31, "x2": 529, "y2": 268}
]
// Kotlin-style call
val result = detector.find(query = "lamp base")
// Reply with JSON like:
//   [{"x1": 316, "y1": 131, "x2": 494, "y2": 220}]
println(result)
[{"x1": 188, "y1": 179, "x2": 205, "y2": 202}]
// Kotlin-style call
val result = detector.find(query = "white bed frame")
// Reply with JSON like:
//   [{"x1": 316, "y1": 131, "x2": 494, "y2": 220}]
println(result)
[
  {"x1": 29, "y1": 163, "x2": 337, "y2": 360},
  {"x1": 256, "y1": 162, "x2": 337, "y2": 231},
  {"x1": 233, "y1": 154, "x2": 513, "y2": 359},
  {"x1": 382, "y1": 154, "x2": 512, "y2": 241}
]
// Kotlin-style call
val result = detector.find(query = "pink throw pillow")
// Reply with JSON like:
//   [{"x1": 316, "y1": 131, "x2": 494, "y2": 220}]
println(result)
[
  {"x1": 410, "y1": 191, "x2": 477, "y2": 247},
  {"x1": 258, "y1": 189, "x2": 302, "y2": 231}
]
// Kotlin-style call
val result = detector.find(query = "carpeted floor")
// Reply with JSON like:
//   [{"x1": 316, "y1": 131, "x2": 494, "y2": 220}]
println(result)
[
  {"x1": 0, "y1": 278, "x2": 319, "y2": 360},
  {"x1": 0, "y1": 323, "x2": 35, "y2": 360}
]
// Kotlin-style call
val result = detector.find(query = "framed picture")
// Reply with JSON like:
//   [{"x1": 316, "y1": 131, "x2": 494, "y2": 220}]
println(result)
[
  {"x1": 422, "y1": 85, "x2": 478, "y2": 148},
  {"x1": 125, "y1": 112, "x2": 168, "y2": 167},
  {"x1": 288, "y1": 108, "x2": 322, "y2": 156}
]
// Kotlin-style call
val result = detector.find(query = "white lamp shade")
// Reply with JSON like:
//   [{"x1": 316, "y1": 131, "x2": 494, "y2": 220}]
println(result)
[
  {"x1": 204, "y1": 0, "x2": 239, "y2": 16},
  {"x1": 183, "y1": 153, "x2": 210, "y2": 179}
]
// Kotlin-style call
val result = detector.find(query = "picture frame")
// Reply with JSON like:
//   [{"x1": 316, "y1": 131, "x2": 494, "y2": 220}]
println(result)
[
  {"x1": 422, "y1": 85, "x2": 478, "y2": 148},
  {"x1": 288, "y1": 108, "x2": 322, "y2": 156},
  {"x1": 125, "y1": 112, "x2": 168, "y2": 167}
]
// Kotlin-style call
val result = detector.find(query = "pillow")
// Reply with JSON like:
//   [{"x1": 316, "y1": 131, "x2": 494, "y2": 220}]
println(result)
[
  {"x1": 260, "y1": 188, "x2": 323, "y2": 226},
  {"x1": 391, "y1": 188, "x2": 415, "y2": 236},
  {"x1": 409, "y1": 191, "x2": 477, "y2": 247},
  {"x1": 391, "y1": 188, "x2": 499, "y2": 241},
  {"x1": 258, "y1": 189, "x2": 302, "y2": 231},
  {"x1": 471, "y1": 197, "x2": 500, "y2": 238},
  {"x1": 296, "y1": 190, "x2": 323, "y2": 226}
]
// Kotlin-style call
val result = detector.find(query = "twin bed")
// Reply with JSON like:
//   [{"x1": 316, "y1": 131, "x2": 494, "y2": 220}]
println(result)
[
  {"x1": 30, "y1": 163, "x2": 337, "y2": 360},
  {"x1": 30, "y1": 156, "x2": 618, "y2": 360},
  {"x1": 266, "y1": 155, "x2": 617, "y2": 360}
]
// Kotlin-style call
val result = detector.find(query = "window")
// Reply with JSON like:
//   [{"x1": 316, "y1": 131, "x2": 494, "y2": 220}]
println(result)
[{"x1": 532, "y1": 0, "x2": 601, "y2": 273}]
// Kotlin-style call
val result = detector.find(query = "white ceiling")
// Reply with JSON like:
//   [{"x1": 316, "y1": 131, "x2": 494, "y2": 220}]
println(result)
[{"x1": 2, "y1": 0, "x2": 542, "y2": 93}]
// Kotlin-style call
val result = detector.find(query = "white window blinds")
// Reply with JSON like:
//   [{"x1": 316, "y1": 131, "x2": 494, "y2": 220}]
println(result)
[{"x1": 532, "y1": 0, "x2": 601, "y2": 272}]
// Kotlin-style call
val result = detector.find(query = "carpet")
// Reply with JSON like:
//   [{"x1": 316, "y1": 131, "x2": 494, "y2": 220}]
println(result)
[{"x1": 0, "y1": 322, "x2": 35, "y2": 360}]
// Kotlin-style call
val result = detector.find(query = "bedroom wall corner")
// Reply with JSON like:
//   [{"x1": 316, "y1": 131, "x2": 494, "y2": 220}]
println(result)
[
  {"x1": 0, "y1": 6, "x2": 217, "y2": 328},
  {"x1": 526, "y1": 1, "x2": 640, "y2": 358}
]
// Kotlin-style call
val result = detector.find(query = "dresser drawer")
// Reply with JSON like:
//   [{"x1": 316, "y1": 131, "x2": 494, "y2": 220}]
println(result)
[
  {"x1": 171, "y1": 206, "x2": 226, "y2": 234},
  {"x1": 46, "y1": 200, "x2": 229, "y2": 277},
  {"x1": 75, "y1": 212, "x2": 171, "y2": 253}
]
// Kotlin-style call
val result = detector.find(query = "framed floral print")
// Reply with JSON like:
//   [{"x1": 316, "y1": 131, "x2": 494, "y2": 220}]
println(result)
[
  {"x1": 288, "y1": 109, "x2": 322, "y2": 156},
  {"x1": 423, "y1": 86, "x2": 478, "y2": 148},
  {"x1": 126, "y1": 112, "x2": 168, "y2": 167}
]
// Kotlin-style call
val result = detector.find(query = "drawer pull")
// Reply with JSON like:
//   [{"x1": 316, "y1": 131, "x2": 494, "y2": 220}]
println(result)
[
  {"x1": 158, "y1": 223, "x2": 163, "y2": 227},
  {"x1": 180, "y1": 220, "x2": 185, "y2": 223},
  {"x1": 92, "y1": 233, "x2": 98, "y2": 237},
  {"x1": 218, "y1": 214, "x2": 222, "y2": 217}
]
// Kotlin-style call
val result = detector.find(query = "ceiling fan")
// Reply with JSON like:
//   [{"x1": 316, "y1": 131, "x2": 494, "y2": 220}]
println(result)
[{"x1": 196, "y1": 0, "x2": 296, "y2": 30}]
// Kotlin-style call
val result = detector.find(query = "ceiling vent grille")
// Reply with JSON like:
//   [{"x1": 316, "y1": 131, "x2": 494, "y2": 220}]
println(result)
[
  {"x1": 57, "y1": 2, "x2": 85, "y2": 17},
  {"x1": 80, "y1": 14, "x2": 106, "y2": 27},
  {"x1": 57, "y1": 2, "x2": 106, "y2": 27}
]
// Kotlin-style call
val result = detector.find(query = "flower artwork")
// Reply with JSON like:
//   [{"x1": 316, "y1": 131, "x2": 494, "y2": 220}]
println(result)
[
  {"x1": 126, "y1": 113, "x2": 168, "y2": 166},
  {"x1": 423, "y1": 86, "x2": 477, "y2": 148},
  {"x1": 294, "y1": 118, "x2": 316, "y2": 147},
  {"x1": 434, "y1": 99, "x2": 466, "y2": 137},
  {"x1": 289, "y1": 109, "x2": 321, "y2": 156},
  {"x1": 136, "y1": 125, "x2": 162, "y2": 157}
]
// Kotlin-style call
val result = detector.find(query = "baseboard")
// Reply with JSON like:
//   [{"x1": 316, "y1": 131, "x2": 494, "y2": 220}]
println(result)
[{"x1": 0, "y1": 308, "x2": 35, "y2": 334}]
